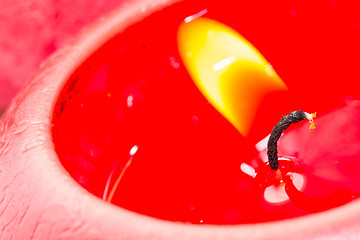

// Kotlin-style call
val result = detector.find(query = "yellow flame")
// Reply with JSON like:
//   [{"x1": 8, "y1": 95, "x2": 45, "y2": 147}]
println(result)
[
  {"x1": 178, "y1": 17, "x2": 287, "y2": 136},
  {"x1": 309, "y1": 112, "x2": 316, "y2": 129}
]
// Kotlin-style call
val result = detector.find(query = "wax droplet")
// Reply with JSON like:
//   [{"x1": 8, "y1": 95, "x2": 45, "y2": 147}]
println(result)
[{"x1": 178, "y1": 17, "x2": 287, "y2": 136}]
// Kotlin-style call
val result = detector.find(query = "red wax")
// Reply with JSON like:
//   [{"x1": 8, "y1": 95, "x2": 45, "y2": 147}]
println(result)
[{"x1": 52, "y1": 0, "x2": 360, "y2": 224}]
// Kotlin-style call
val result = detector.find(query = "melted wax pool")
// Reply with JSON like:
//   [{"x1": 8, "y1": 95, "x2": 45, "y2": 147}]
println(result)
[{"x1": 52, "y1": 0, "x2": 360, "y2": 224}]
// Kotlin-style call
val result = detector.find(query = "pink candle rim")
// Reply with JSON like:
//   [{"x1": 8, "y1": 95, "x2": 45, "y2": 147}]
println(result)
[{"x1": 1, "y1": 0, "x2": 360, "y2": 238}]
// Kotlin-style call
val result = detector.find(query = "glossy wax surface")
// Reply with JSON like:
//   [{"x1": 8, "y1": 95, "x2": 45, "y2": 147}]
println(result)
[{"x1": 52, "y1": 0, "x2": 360, "y2": 224}]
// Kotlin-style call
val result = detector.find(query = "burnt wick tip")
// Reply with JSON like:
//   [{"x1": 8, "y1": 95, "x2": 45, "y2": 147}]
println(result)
[{"x1": 267, "y1": 110, "x2": 316, "y2": 170}]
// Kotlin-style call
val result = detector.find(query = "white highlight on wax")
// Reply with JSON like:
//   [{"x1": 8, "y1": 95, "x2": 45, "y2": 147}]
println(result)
[
  {"x1": 103, "y1": 145, "x2": 139, "y2": 202},
  {"x1": 184, "y1": 9, "x2": 208, "y2": 23},
  {"x1": 255, "y1": 134, "x2": 270, "y2": 152},
  {"x1": 264, "y1": 173, "x2": 305, "y2": 204},
  {"x1": 240, "y1": 163, "x2": 257, "y2": 178},
  {"x1": 213, "y1": 56, "x2": 236, "y2": 71},
  {"x1": 130, "y1": 145, "x2": 138, "y2": 156},
  {"x1": 127, "y1": 95, "x2": 134, "y2": 108}
]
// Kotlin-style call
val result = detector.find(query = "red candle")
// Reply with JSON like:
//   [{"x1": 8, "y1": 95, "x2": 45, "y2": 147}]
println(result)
[
  {"x1": 2, "y1": 0, "x2": 360, "y2": 238},
  {"x1": 52, "y1": 0, "x2": 360, "y2": 225}
]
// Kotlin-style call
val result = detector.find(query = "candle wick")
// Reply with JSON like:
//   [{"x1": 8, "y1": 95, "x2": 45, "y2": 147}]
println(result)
[{"x1": 267, "y1": 110, "x2": 316, "y2": 170}]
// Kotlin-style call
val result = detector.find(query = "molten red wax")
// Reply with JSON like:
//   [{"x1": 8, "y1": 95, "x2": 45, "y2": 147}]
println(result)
[{"x1": 52, "y1": 0, "x2": 360, "y2": 224}]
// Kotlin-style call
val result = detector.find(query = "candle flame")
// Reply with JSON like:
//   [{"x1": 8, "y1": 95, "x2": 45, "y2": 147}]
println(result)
[
  {"x1": 304, "y1": 111, "x2": 316, "y2": 129},
  {"x1": 177, "y1": 17, "x2": 287, "y2": 136},
  {"x1": 309, "y1": 112, "x2": 316, "y2": 129}
]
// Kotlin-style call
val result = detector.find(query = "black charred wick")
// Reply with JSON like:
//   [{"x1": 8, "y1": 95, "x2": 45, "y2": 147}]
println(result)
[{"x1": 267, "y1": 111, "x2": 310, "y2": 170}]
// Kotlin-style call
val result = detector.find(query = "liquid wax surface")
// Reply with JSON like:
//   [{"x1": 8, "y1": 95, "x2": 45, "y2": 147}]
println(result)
[{"x1": 52, "y1": 0, "x2": 360, "y2": 224}]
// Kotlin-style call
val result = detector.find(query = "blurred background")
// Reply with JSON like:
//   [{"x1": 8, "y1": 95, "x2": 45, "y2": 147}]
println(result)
[{"x1": 0, "y1": 0, "x2": 125, "y2": 116}]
